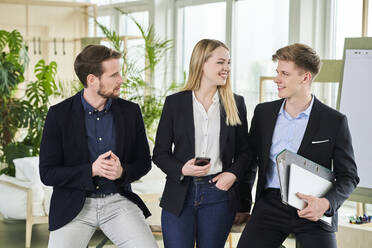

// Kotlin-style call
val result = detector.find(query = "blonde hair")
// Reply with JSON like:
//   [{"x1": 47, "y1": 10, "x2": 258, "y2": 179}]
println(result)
[{"x1": 182, "y1": 39, "x2": 241, "y2": 126}]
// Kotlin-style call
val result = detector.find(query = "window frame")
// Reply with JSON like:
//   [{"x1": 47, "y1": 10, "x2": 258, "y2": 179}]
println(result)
[
  {"x1": 89, "y1": 0, "x2": 152, "y2": 37},
  {"x1": 174, "y1": 0, "x2": 234, "y2": 85}
]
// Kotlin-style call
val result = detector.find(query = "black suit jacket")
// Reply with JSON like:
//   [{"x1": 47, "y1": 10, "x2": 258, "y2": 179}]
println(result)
[
  {"x1": 249, "y1": 97, "x2": 359, "y2": 231},
  {"x1": 152, "y1": 91, "x2": 256, "y2": 216},
  {"x1": 39, "y1": 92, "x2": 152, "y2": 231}
]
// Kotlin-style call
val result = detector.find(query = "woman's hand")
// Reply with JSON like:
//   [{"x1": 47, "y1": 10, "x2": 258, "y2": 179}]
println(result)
[
  {"x1": 211, "y1": 172, "x2": 237, "y2": 191},
  {"x1": 182, "y1": 158, "x2": 211, "y2": 177}
]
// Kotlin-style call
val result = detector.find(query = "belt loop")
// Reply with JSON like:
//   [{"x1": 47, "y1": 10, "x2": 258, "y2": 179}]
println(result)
[
  {"x1": 192, "y1": 173, "x2": 220, "y2": 182},
  {"x1": 86, "y1": 192, "x2": 116, "y2": 198}
]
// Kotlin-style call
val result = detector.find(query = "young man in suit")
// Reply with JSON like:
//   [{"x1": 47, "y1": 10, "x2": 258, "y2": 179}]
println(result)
[
  {"x1": 237, "y1": 43, "x2": 359, "y2": 248},
  {"x1": 39, "y1": 45, "x2": 158, "y2": 248}
]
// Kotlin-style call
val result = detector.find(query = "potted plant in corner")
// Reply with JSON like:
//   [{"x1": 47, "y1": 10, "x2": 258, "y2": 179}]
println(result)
[
  {"x1": 0, "y1": 29, "x2": 31, "y2": 176},
  {"x1": 0, "y1": 29, "x2": 58, "y2": 175},
  {"x1": 0, "y1": 29, "x2": 59, "y2": 233}
]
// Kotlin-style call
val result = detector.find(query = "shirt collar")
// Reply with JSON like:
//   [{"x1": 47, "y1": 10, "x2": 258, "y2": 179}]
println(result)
[
  {"x1": 80, "y1": 90, "x2": 112, "y2": 113},
  {"x1": 213, "y1": 90, "x2": 220, "y2": 103},
  {"x1": 302, "y1": 95, "x2": 314, "y2": 117},
  {"x1": 278, "y1": 95, "x2": 314, "y2": 119},
  {"x1": 192, "y1": 90, "x2": 220, "y2": 103}
]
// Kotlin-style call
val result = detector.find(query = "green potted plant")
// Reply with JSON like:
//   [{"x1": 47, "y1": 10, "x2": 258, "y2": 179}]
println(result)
[
  {"x1": 0, "y1": 29, "x2": 31, "y2": 175},
  {"x1": 0, "y1": 29, "x2": 58, "y2": 176}
]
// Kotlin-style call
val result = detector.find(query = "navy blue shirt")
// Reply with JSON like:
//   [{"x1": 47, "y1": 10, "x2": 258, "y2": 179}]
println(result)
[{"x1": 81, "y1": 91, "x2": 118, "y2": 194}]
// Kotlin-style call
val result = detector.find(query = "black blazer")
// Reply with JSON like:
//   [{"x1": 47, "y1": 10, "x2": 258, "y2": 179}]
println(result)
[
  {"x1": 152, "y1": 90, "x2": 255, "y2": 216},
  {"x1": 39, "y1": 92, "x2": 152, "y2": 231},
  {"x1": 249, "y1": 97, "x2": 359, "y2": 231}
]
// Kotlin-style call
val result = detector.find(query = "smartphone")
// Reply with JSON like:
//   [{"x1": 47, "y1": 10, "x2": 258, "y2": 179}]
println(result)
[{"x1": 195, "y1": 157, "x2": 211, "y2": 166}]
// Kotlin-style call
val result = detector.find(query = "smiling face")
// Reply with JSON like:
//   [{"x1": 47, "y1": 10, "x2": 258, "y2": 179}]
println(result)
[
  {"x1": 201, "y1": 46, "x2": 230, "y2": 87},
  {"x1": 94, "y1": 58, "x2": 123, "y2": 99},
  {"x1": 274, "y1": 60, "x2": 311, "y2": 100}
]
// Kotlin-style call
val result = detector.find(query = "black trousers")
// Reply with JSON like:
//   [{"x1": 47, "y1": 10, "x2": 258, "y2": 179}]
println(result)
[{"x1": 237, "y1": 188, "x2": 337, "y2": 248}]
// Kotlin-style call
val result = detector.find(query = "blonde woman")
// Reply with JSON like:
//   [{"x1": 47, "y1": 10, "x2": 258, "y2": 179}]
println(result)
[{"x1": 153, "y1": 39, "x2": 255, "y2": 248}]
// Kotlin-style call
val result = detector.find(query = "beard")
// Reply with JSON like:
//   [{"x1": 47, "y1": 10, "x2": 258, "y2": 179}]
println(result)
[{"x1": 97, "y1": 80, "x2": 120, "y2": 99}]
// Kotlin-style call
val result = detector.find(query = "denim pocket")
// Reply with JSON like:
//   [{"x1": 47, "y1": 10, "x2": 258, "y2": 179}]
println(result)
[{"x1": 212, "y1": 183, "x2": 228, "y2": 192}]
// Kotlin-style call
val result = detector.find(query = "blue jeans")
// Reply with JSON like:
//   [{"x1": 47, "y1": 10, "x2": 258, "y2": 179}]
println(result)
[{"x1": 161, "y1": 175, "x2": 235, "y2": 248}]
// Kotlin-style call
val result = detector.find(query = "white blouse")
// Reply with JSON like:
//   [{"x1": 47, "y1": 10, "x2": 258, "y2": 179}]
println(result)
[{"x1": 192, "y1": 91, "x2": 223, "y2": 175}]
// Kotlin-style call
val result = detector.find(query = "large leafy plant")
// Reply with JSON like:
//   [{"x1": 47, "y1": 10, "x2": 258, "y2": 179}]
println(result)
[
  {"x1": 0, "y1": 30, "x2": 30, "y2": 175},
  {"x1": 0, "y1": 29, "x2": 58, "y2": 176},
  {"x1": 23, "y1": 60, "x2": 57, "y2": 155},
  {"x1": 96, "y1": 11, "x2": 181, "y2": 143},
  {"x1": 0, "y1": 30, "x2": 28, "y2": 148}
]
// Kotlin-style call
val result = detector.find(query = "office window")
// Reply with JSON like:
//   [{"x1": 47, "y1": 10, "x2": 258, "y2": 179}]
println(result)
[
  {"x1": 88, "y1": 0, "x2": 139, "y2": 5},
  {"x1": 334, "y1": 0, "x2": 363, "y2": 58},
  {"x1": 119, "y1": 11, "x2": 148, "y2": 36},
  {"x1": 177, "y1": 2, "x2": 226, "y2": 80},
  {"x1": 233, "y1": 0, "x2": 289, "y2": 119},
  {"x1": 89, "y1": 0, "x2": 111, "y2": 5},
  {"x1": 111, "y1": 0, "x2": 140, "y2": 3},
  {"x1": 89, "y1": 15, "x2": 112, "y2": 37},
  {"x1": 119, "y1": 12, "x2": 149, "y2": 82}
]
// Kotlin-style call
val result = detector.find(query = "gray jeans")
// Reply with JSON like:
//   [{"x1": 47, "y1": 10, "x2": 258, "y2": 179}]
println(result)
[{"x1": 48, "y1": 193, "x2": 158, "y2": 248}]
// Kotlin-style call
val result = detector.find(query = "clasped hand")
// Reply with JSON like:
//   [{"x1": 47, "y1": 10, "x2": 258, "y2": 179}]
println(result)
[{"x1": 92, "y1": 150, "x2": 123, "y2": 180}]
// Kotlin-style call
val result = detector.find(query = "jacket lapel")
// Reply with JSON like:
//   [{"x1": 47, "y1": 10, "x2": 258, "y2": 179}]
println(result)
[
  {"x1": 261, "y1": 99, "x2": 283, "y2": 169},
  {"x1": 219, "y1": 103, "x2": 228, "y2": 156},
  {"x1": 71, "y1": 92, "x2": 89, "y2": 162},
  {"x1": 184, "y1": 91, "x2": 195, "y2": 156},
  {"x1": 297, "y1": 97, "x2": 322, "y2": 155},
  {"x1": 112, "y1": 100, "x2": 126, "y2": 159}
]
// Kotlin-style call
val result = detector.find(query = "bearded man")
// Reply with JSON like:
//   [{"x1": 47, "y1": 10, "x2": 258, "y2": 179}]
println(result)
[{"x1": 40, "y1": 45, "x2": 158, "y2": 248}]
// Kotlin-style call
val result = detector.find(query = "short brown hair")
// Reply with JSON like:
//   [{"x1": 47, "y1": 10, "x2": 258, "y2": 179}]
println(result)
[
  {"x1": 272, "y1": 43, "x2": 320, "y2": 78},
  {"x1": 74, "y1": 45, "x2": 121, "y2": 87}
]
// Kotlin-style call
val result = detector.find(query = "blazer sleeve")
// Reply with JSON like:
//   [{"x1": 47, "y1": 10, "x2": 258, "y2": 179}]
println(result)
[
  {"x1": 118, "y1": 104, "x2": 152, "y2": 185},
  {"x1": 39, "y1": 107, "x2": 95, "y2": 191},
  {"x1": 323, "y1": 115, "x2": 359, "y2": 216},
  {"x1": 152, "y1": 96, "x2": 185, "y2": 183}
]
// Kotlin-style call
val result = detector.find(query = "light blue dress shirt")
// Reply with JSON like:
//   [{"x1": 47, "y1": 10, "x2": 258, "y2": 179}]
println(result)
[{"x1": 266, "y1": 96, "x2": 315, "y2": 189}]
